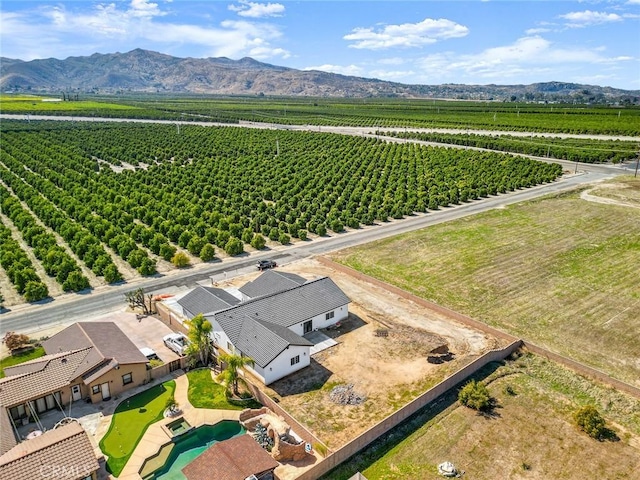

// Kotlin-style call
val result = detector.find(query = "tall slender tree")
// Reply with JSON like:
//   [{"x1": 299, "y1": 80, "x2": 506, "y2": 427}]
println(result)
[
  {"x1": 219, "y1": 352, "x2": 254, "y2": 395},
  {"x1": 185, "y1": 313, "x2": 213, "y2": 366}
]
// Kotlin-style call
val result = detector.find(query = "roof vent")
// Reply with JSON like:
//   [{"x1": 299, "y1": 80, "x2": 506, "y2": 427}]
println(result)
[{"x1": 61, "y1": 358, "x2": 68, "y2": 364}]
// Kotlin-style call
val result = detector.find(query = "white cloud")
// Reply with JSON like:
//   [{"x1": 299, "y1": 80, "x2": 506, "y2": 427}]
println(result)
[
  {"x1": 559, "y1": 10, "x2": 623, "y2": 27},
  {"x1": 303, "y1": 64, "x2": 364, "y2": 76},
  {"x1": 525, "y1": 27, "x2": 551, "y2": 35},
  {"x1": 1, "y1": 3, "x2": 289, "y2": 61},
  {"x1": 414, "y1": 36, "x2": 630, "y2": 83},
  {"x1": 369, "y1": 69, "x2": 416, "y2": 81},
  {"x1": 344, "y1": 17, "x2": 468, "y2": 50},
  {"x1": 228, "y1": 0, "x2": 285, "y2": 18}
]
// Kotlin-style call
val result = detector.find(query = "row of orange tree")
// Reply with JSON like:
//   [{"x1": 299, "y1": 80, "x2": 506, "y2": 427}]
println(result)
[{"x1": 0, "y1": 121, "x2": 562, "y2": 283}]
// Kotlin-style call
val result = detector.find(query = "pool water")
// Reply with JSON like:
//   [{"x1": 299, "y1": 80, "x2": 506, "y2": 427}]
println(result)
[{"x1": 147, "y1": 421, "x2": 245, "y2": 480}]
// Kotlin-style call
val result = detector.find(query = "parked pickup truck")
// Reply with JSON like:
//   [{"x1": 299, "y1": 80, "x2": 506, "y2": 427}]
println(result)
[{"x1": 257, "y1": 259, "x2": 277, "y2": 271}]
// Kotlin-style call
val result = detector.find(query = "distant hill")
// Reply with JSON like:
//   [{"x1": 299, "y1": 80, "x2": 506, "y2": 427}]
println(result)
[{"x1": 2, "y1": 49, "x2": 638, "y2": 102}]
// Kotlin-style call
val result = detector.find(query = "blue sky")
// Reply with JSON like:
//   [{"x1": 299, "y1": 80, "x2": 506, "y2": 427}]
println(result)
[{"x1": 2, "y1": 0, "x2": 639, "y2": 89}]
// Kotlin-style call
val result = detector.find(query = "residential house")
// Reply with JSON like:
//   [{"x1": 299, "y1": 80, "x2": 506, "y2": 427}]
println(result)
[
  {"x1": 0, "y1": 322, "x2": 148, "y2": 439},
  {"x1": 181, "y1": 434, "x2": 279, "y2": 480},
  {"x1": 0, "y1": 422, "x2": 100, "y2": 480},
  {"x1": 173, "y1": 272, "x2": 350, "y2": 385}
]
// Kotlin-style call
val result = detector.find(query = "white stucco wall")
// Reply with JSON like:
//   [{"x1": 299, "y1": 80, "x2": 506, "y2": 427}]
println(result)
[
  {"x1": 208, "y1": 318, "x2": 235, "y2": 354},
  {"x1": 253, "y1": 344, "x2": 311, "y2": 385},
  {"x1": 288, "y1": 304, "x2": 349, "y2": 336}
]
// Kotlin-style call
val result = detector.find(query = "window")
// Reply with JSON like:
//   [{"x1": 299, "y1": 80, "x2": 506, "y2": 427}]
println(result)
[
  {"x1": 325, "y1": 311, "x2": 335, "y2": 321},
  {"x1": 92, "y1": 385, "x2": 100, "y2": 395},
  {"x1": 290, "y1": 355, "x2": 300, "y2": 366},
  {"x1": 122, "y1": 373, "x2": 133, "y2": 385}
]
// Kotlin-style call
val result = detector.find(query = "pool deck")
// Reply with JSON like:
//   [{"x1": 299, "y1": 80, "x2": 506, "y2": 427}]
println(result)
[{"x1": 115, "y1": 371, "x2": 241, "y2": 480}]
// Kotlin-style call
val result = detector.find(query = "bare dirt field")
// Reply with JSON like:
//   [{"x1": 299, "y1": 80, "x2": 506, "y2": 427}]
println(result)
[
  {"x1": 330, "y1": 353, "x2": 640, "y2": 480},
  {"x1": 218, "y1": 258, "x2": 505, "y2": 448}
]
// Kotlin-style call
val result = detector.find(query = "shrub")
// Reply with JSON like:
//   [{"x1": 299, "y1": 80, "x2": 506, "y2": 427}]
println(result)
[
  {"x1": 250, "y1": 234, "x2": 266, "y2": 250},
  {"x1": 23, "y1": 281, "x2": 49, "y2": 302},
  {"x1": 171, "y1": 252, "x2": 190, "y2": 268},
  {"x1": 3, "y1": 332, "x2": 30, "y2": 351},
  {"x1": 458, "y1": 380, "x2": 491, "y2": 411},
  {"x1": 574, "y1": 405, "x2": 607, "y2": 440},
  {"x1": 278, "y1": 232, "x2": 290, "y2": 245},
  {"x1": 103, "y1": 264, "x2": 123, "y2": 284},
  {"x1": 199, "y1": 244, "x2": 216, "y2": 262},
  {"x1": 224, "y1": 237, "x2": 244, "y2": 256}
]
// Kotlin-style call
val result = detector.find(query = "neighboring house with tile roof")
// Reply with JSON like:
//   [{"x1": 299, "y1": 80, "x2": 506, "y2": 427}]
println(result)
[
  {"x1": 238, "y1": 270, "x2": 307, "y2": 301},
  {"x1": 181, "y1": 434, "x2": 278, "y2": 480},
  {"x1": 0, "y1": 322, "x2": 148, "y2": 449},
  {"x1": 0, "y1": 422, "x2": 100, "y2": 480},
  {"x1": 172, "y1": 272, "x2": 350, "y2": 385}
]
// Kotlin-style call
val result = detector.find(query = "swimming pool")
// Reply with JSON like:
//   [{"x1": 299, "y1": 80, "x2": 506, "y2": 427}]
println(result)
[{"x1": 141, "y1": 421, "x2": 245, "y2": 480}]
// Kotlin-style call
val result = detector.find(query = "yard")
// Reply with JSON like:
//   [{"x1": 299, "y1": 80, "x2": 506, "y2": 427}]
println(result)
[
  {"x1": 186, "y1": 368, "x2": 253, "y2": 410},
  {"x1": 99, "y1": 380, "x2": 176, "y2": 477},
  {"x1": 226, "y1": 259, "x2": 505, "y2": 448},
  {"x1": 0, "y1": 346, "x2": 45, "y2": 378},
  {"x1": 326, "y1": 353, "x2": 640, "y2": 479},
  {"x1": 331, "y1": 176, "x2": 640, "y2": 385}
]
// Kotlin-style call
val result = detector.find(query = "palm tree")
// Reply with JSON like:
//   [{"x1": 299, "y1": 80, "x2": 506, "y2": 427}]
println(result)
[
  {"x1": 219, "y1": 352, "x2": 254, "y2": 396},
  {"x1": 184, "y1": 313, "x2": 213, "y2": 366}
]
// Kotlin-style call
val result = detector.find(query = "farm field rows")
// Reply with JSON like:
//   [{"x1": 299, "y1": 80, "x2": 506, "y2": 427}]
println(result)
[
  {"x1": 326, "y1": 353, "x2": 640, "y2": 480},
  {"x1": 0, "y1": 120, "x2": 561, "y2": 305},
  {"x1": 2, "y1": 95, "x2": 640, "y2": 135},
  {"x1": 383, "y1": 130, "x2": 639, "y2": 164},
  {"x1": 331, "y1": 176, "x2": 640, "y2": 385}
]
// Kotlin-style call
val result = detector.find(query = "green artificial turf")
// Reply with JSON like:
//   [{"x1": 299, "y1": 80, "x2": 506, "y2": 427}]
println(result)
[
  {"x1": 99, "y1": 380, "x2": 175, "y2": 477},
  {"x1": 0, "y1": 347, "x2": 45, "y2": 378},
  {"x1": 186, "y1": 368, "x2": 245, "y2": 410}
]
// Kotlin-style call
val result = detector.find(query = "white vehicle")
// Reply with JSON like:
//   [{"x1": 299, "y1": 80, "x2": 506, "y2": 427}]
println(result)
[
  {"x1": 163, "y1": 333, "x2": 190, "y2": 356},
  {"x1": 139, "y1": 347, "x2": 159, "y2": 361}
]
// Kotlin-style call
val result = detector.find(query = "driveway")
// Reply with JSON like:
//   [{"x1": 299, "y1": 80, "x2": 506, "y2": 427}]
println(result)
[{"x1": 88, "y1": 311, "x2": 181, "y2": 364}]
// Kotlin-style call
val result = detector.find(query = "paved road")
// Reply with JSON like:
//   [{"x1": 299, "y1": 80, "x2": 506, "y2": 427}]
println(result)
[
  {"x1": 0, "y1": 169, "x2": 616, "y2": 335},
  {"x1": 0, "y1": 114, "x2": 631, "y2": 334},
  {"x1": 2, "y1": 113, "x2": 640, "y2": 142}
]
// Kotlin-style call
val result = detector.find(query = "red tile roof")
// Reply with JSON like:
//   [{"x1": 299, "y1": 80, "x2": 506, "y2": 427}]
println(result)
[
  {"x1": 0, "y1": 349, "x2": 93, "y2": 408},
  {"x1": 0, "y1": 422, "x2": 99, "y2": 480},
  {"x1": 182, "y1": 434, "x2": 279, "y2": 480}
]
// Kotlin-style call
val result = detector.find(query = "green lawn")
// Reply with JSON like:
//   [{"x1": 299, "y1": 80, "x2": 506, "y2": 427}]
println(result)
[
  {"x1": 99, "y1": 380, "x2": 175, "y2": 477},
  {"x1": 0, "y1": 347, "x2": 45, "y2": 378},
  {"x1": 186, "y1": 368, "x2": 246, "y2": 410},
  {"x1": 332, "y1": 177, "x2": 640, "y2": 384}
]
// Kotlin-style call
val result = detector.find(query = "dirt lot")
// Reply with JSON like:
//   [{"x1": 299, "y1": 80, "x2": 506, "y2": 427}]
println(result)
[
  {"x1": 331, "y1": 353, "x2": 640, "y2": 480},
  {"x1": 217, "y1": 258, "x2": 504, "y2": 448}
]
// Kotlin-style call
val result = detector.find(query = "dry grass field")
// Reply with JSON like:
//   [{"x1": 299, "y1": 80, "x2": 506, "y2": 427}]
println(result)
[
  {"x1": 327, "y1": 353, "x2": 640, "y2": 480},
  {"x1": 331, "y1": 176, "x2": 640, "y2": 385}
]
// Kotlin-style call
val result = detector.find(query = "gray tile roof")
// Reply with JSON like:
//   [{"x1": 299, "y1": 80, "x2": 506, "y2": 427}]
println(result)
[
  {"x1": 0, "y1": 349, "x2": 93, "y2": 408},
  {"x1": 239, "y1": 270, "x2": 307, "y2": 299},
  {"x1": 0, "y1": 422, "x2": 99, "y2": 480},
  {"x1": 42, "y1": 322, "x2": 148, "y2": 378},
  {"x1": 178, "y1": 286, "x2": 240, "y2": 318},
  {"x1": 209, "y1": 276, "x2": 349, "y2": 368},
  {"x1": 218, "y1": 276, "x2": 350, "y2": 329}
]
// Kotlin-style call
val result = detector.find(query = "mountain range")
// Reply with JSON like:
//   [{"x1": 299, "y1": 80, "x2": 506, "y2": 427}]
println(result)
[{"x1": 2, "y1": 49, "x2": 638, "y2": 102}]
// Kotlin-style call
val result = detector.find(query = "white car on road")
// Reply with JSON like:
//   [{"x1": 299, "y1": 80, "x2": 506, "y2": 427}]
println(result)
[{"x1": 163, "y1": 333, "x2": 190, "y2": 356}]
